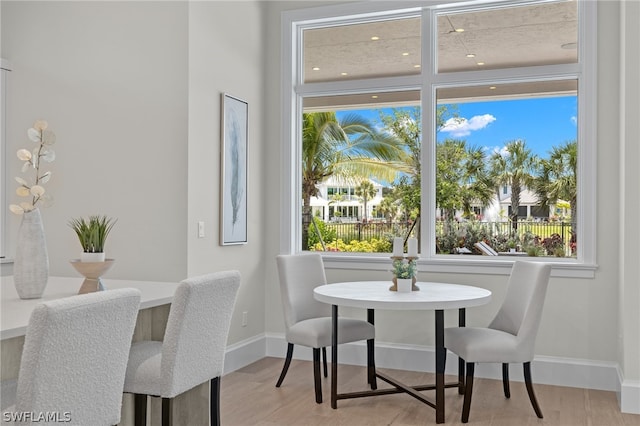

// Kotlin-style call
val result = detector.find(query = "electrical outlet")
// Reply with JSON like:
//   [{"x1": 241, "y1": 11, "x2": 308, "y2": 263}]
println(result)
[
  {"x1": 197, "y1": 221, "x2": 205, "y2": 238},
  {"x1": 241, "y1": 311, "x2": 248, "y2": 327}
]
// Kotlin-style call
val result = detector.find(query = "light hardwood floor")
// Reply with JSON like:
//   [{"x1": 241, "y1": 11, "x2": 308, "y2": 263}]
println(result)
[{"x1": 220, "y1": 357, "x2": 640, "y2": 426}]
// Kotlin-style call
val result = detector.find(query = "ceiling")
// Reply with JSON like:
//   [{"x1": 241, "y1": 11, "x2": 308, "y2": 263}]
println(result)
[{"x1": 302, "y1": 0, "x2": 578, "y2": 108}]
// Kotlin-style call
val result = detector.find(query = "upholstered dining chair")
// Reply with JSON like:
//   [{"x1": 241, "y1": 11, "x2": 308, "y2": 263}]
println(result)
[
  {"x1": 0, "y1": 288, "x2": 141, "y2": 426},
  {"x1": 444, "y1": 261, "x2": 551, "y2": 423},
  {"x1": 123, "y1": 270, "x2": 240, "y2": 426},
  {"x1": 275, "y1": 253, "x2": 376, "y2": 403}
]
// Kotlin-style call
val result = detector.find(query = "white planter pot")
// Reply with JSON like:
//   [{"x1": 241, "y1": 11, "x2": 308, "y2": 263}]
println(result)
[
  {"x1": 80, "y1": 252, "x2": 106, "y2": 262},
  {"x1": 397, "y1": 278, "x2": 412, "y2": 293}
]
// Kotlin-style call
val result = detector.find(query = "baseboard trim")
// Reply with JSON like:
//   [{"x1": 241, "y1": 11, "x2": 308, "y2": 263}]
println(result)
[
  {"x1": 223, "y1": 333, "x2": 266, "y2": 374},
  {"x1": 618, "y1": 366, "x2": 640, "y2": 414},
  {"x1": 223, "y1": 333, "x2": 639, "y2": 414}
]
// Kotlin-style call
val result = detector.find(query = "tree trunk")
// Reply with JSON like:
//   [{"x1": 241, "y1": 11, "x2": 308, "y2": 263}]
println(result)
[
  {"x1": 302, "y1": 201, "x2": 312, "y2": 251},
  {"x1": 510, "y1": 181, "x2": 521, "y2": 233}
]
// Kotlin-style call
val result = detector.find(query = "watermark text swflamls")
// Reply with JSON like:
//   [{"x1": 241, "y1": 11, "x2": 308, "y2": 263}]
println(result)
[{"x1": 2, "y1": 411, "x2": 71, "y2": 423}]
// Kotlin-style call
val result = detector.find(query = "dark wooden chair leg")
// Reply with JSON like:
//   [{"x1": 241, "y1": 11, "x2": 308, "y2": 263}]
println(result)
[
  {"x1": 276, "y1": 343, "x2": 294, "y2": 387},
  {"x1": 367, "y1": 338, "x2": 377, "y2": 390},
  {"x1": 312, "y1": 348, "x2": 323, "y2": 403},
  {"x1": 461, "y1": 362, "x2": 475, "y2": 423},
  {"x1": 162, "y1": 397, "x2": 172, "y2": 426},
  {"x1": 457, "y1": 308, "x2": 466, "y2": 395},
  {"x1": 134, "y1": 394, "x2": 147, "y2": 426},
  {"x1": 210, "y1": 377, "x2": 221, "y2": 426},
  {"x1": 524, "y1": 362, "x2": 543, "y2": 418},
  {"x1": 458, "y1": 357, "x2": 465, "y2": 395},
  {"x1": 322, "y1": 347, "x2": 328, "y2": 378},
  {"x1": 502, "y1": 363, "x2": 511, "y2": 398}
]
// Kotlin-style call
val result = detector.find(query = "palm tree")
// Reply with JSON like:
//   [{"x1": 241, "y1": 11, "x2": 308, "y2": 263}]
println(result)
[
  {"x1": 436, "y1": 140, "x2": 494, "y2": 222},
  {"x1": 534, "y1": 140, "x2": 577, "y2": 235},
  {"x1": 376, "y1": 196, "x2": 398, "y2": 224},
  {"x1": 490, "y1": 140, "x2": 539, "y2": 232},
  {"x1": 355, "y1": 180, "x2": 377, "y2": 222},
  {"x1": 301, "y1": 112, "x2": 408, "y2": 249}
]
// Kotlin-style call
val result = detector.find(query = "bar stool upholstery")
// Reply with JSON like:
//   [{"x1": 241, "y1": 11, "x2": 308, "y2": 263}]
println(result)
[
  {"x1": 123, "y1": 270, "x2": 240, "y2": 426},
  {"x1": 275, "y1": 254, "x2": 376, "y2": 403},
  {"x1": 0, "y1": 288, "x2": 141, "y2": 425},
  {"x1": 444, "y1": 261, "x2": 551, "y2": 423}
]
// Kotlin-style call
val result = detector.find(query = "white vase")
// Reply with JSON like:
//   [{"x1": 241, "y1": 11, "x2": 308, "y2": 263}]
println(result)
[
  {"x1": 13, "y1": 208, "x2": 49, "y2": 299},
  {"x1": 397, "y1": 278, "x2": 412, "y2": 293},
  {"x1": 80, "y1": 252, "x2": 106, "y2": 262}
]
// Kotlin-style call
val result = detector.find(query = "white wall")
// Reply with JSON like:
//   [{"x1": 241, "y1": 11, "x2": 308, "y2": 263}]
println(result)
[
  {"x1": 619, "y1": 0, "x2": 640, "y2": 411},
  {"x1": 1, "y1": 1, "x2": 189, "y2": 282},
  {"x1": 187, "y1": 1, "x2": 266, "y2": 344}
]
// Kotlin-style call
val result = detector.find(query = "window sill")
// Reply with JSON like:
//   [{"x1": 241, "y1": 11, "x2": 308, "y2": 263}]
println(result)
[
  {"x1": 0, "y1": 257, "x2": 13, "y2": 265},
  {"x1": 319, "y1": 253, "x2": 597, "y2": 278}
]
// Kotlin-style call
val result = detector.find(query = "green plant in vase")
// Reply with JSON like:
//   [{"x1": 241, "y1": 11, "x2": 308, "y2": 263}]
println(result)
[
  {"x1": 392, "y1": 258, "x2": 417, "y2": 292},
  {"x1": 69, "y1": 215, "x2": 117, "y2": 262},
  {"x1": 392, "y1": 258, "x2": 416, "y2": 279}
]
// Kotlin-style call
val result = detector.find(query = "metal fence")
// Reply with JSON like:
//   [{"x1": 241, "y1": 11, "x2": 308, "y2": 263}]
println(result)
[{"x1": 314, "y1": 220, "x2": 575, "y2": 254}]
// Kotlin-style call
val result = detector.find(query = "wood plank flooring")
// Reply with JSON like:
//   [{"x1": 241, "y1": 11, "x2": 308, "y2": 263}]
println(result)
[{"x1": 220, "y1": 357, "x2": 640, "y2": 426}]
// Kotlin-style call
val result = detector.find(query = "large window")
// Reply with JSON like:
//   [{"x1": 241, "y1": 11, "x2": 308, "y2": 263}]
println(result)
[{"x1": 282, "y1": 0, "x2": 596, "y2": 275}]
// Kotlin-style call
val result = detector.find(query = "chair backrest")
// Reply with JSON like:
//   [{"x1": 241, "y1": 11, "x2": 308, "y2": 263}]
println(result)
[
  {"x1": 16, "y1": 288, "x2": 141, "y2": 425},
  {"x1": 475, "y1": 241, "x2": 498, "y2": 256},
  {"x1": 276, "y1": 254, "x2": 331, "y2": 330},
  {"x1": 489, "y1": 261, "x2": 551, "y2": 357},
  {"x1": 161, "y1": 270, "x2": 240, "y2": 398}
]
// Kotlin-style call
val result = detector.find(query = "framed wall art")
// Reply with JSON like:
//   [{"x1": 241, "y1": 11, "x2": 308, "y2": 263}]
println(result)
[{"x1": 220, "y1": 93, "x2": 248, "y2": 245}]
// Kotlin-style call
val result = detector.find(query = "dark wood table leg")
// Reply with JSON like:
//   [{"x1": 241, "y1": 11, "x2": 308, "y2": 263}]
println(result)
[
  {"x1": 435, "y1": 309, "x2": 445, "y2": 424},
  {"x1": 367, "y1": 308, "x2": 377, "y2": 390},
  {"x1": 458, "y1": 308, "x2": 466, "y2": 395},
  {"x1": 331, "y1": 304, "x2": 338, "y2": 409}
]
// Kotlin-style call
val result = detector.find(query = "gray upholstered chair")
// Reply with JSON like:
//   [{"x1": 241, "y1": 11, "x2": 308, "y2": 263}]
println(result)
[
  {"x1": 123, "y1": 270, "x2": 240, "y2": 426},
  {"x1": 444, "y1": 261, "x2": 551, "y2": 423},
  {"x1": 0, "y1": 288, "x2": 141, "y2": 425},
  {"x1": 275, "y1": 253, "x2": 376, "y2": 403}
]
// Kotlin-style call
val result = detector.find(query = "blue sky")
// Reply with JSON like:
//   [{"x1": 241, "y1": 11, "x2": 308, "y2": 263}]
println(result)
[{"x1": 336, "y1": 96, "x2": 577, "y2": 158}]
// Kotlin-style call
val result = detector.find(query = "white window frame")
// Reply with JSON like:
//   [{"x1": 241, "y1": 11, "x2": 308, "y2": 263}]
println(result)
[
  {"x1": 280, "y1": 0, "x2": 597, "y2": 278},
  {"x1": 1, "y1": 59, "x2": 11, "y2": 261}
]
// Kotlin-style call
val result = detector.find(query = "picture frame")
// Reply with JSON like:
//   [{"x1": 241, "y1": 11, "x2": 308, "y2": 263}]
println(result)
[{"x1": 220, "y1": 93, "x2": 248, "y2": 245}]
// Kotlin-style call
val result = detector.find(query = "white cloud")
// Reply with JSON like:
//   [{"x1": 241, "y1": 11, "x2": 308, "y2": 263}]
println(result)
[
  {"x1": 571, "y1": 116, "x2": 577, "y2": 125},
  {"x1": 440, "y1": 114, "x2": 496, "y2": 137}
]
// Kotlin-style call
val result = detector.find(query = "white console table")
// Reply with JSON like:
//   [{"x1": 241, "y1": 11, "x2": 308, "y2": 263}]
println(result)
[{"x1": 1, "y1": 276, "x2": 178, "y2": 340}]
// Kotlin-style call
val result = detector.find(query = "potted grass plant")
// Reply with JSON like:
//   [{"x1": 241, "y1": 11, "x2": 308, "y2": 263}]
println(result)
[{"x1": 69, "y1": 215, "x2": 117, "y2": 262}]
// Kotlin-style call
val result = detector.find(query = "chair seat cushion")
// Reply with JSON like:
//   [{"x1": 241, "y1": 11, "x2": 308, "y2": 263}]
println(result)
[
  {"x1": 444, "y1": 327, "x2": 532, "y2": 363},
  {"x1": 286, "y1": 317, "x2": 375, "y2": 348},
  {"x1": 123, "y1": 341, "x2": 164, "y2": 396}
]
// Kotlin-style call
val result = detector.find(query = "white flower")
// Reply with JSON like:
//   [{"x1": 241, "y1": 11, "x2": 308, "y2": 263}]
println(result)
[
  {"x1": 42, "y1": 130, "x2": 56, "y2": 145},
  {"x1": 10, "y1": 120, "x2": 57, "y2": 215},
  {"x1": 30, "y1": 185, "x2": 45, "y2": 197},
  {"x1": 9, "y1": 204, "x2": 24, "y2": 215},
  {"x1": 16, "y1": 187, "x2": 30, "y2": 197},
  {"x1": 15, "y1": 177, "x2": 28, "y2": 186},
  {"x1": 33, "y1": 120, "x2": 48, "y2": 131},
  {"x1": 27, "y1": 128, "x2": 41, "y2": 143},
  {"x1": 39, "y1": 171, "x2": 51, "y2": 184},
  {"x1": 19, "y1": 202, "x2": 34, "y2": 212},
  {"x1": 17, "y1": 149, "x2": 32, "y2": 161},
  {"x1": 41, "y1": 149, "x2": 55, "y2": 162}
]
